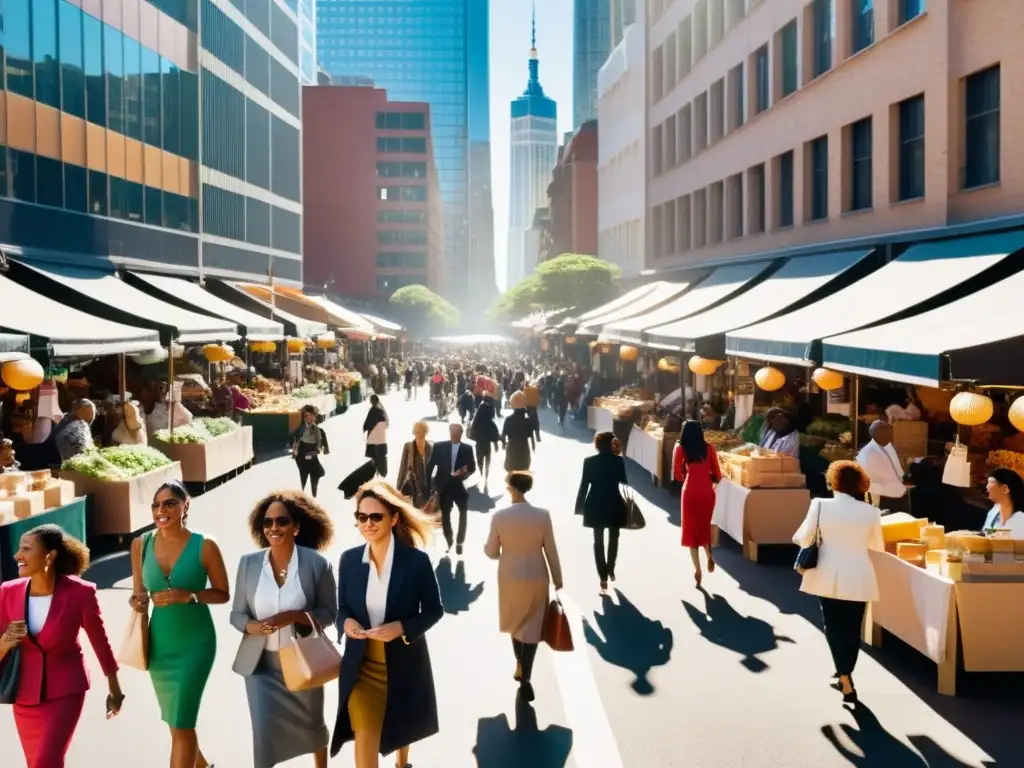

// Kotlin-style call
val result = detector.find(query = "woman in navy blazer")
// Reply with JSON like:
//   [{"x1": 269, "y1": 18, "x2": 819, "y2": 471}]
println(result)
[{"x1": 331, "y1": 479, "x2": 443, "y2": 768}]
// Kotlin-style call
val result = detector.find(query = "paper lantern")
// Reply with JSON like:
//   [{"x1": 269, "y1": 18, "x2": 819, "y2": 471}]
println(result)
[
  {"x1": 287, "y1": 339, "x2": 306, "y2": 354},
  {"x1": 564, "y1": 336, "x2": 577, "y2": 345},
  {"x1": 812, "y1": 368, "x2": 844, "y2": 391},
  {"x1": 619, "y1": 345, "x2": 638, "y2": 361},
  {"x1": 754, "y1": 366, "x2": 786, "y2": 392},
  {"x1": 1, "y1": 358, "x2": 44, "y2": 391},
  {"x1": 688, "y1": 356, "x2": 724, "y2": 376},
  {"x1": 202, "y1": 344, "x2": 233, "y2": 363},
  {"x1": 249, "y1": 341, "x2": 276, "y2": 354},
  {"x1": 949, "y1": 391, "x2": 993, "y2": 426},
  {"x1": 316, "y1": 333, "x2": 337, "y2": 349},
  {"x1": 1009, "y1": 396, "x2": 1024, "y2": 432}
]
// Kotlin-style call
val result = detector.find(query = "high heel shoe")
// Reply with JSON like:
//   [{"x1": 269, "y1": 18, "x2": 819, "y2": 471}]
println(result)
[
  {"x1": 599, "y1": 580, "x2": 608, "y2": 592},
  {"x1": 842, "y1": 688, "x2": 859, "y2": 705}
]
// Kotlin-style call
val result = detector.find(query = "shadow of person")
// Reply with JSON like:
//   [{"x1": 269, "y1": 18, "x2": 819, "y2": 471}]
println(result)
[
  {"x1": 682, "y1": 587, "x2": 795, "y2": 673},
  {"x1": 435, "y1": 556, "x2": 484, "y2": 615},
  {"x1": 822, "y1": 703, "x2": 985, "y2": 767},
  {"x1": 472, "y1": 696, "x2": 573, "y2": 767},
  {"x1": 82, "y1": 551, "x2": 133, "y2": 590},
  {"x1": 468, "y1": 486, "x2": 498, "y2": 512},
  {"x1": 582, "y1": 592, "x2": 673, "y2": 695}
]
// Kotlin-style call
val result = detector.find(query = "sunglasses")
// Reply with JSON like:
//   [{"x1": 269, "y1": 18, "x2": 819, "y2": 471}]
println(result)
[
  {"x1": 262, "y1": 516, "x2": 293, "y2": 529},
  {"x1": 354, "y1": 512, "x2": 387, "y2": 524},
  {"x1": 150, "y1": 499, "x2": 182, "y2": 511}
]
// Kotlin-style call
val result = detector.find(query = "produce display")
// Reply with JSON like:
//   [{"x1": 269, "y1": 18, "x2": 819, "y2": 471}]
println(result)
[
  {"x1": 153, "y1": 417, "x2": 240, "y2": 444},
  {"x1": 593, "y1": 395, "x2": 654, "y2": 421},
  {"x1": 988, "y1": 449, "x2": 1024, "y2": 477},
  {"x1": 806, "y1": 415, "x2": 852, "y2": 440},
  {"x1": 63, "y1": 445, "x2": 172, "y2": 480},
  {"x1": 290, "y1": 383, "x2": 329, "y2": 399},
  {"x1": 719, "y1": 445, "x2": 804, "y2": 489}
]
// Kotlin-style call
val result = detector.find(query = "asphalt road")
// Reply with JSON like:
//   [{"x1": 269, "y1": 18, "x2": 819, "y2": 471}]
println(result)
[{"x1": 2, "y1": 391, "x2": 1018, "y2": 767}]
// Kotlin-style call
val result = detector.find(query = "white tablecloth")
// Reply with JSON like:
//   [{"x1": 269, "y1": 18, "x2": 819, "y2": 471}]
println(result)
[
  {"x1": 870, "y1": 550, "x2": 954, "y2": 665},
  {"x1": 588, "y1": 406, "x2": 615, "y2": 433},
  {"x1": 711, "y1": 478, "x2": 750, "y2": 545}
]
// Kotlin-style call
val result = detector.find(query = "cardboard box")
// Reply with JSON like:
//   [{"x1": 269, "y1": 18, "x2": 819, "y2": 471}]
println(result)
[
  {"x1": 780, "y1": 456, "x2": 800, "y2": 473},
  {"x1": 43, "y1": 479, "x2": 75, "y2": 510},
  {"x1": 61, "y1": 462, "x2": 183, "y2": 534},
  {"x1": 0, "y1": 491, "x2": 45, "y2": 520}
]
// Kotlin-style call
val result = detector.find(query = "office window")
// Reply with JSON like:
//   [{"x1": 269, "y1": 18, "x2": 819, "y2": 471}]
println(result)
[
  {"x1": 271, "y1": 207, "x2": 301, "y2": 253},
  {"x1": 377, "y1": 112, "x2": 428, "y2": 130},
  {"x1": 852, "y1": 0, "x2": 874, "y2": 54},
  {"x1": 810, "y1": 136, "x2": 829, "y2": 219},
  {"x1": 748, "y1": 164, "x2": 765, "y2": 234},
  {"x1": 10, "y1": 150, "x2": 36, "y2": 203},
  {"x1": 203, "y1": 184, "x2": 246, "y2": 240},
  {"x1": 964, "y1": 65, "x2": 1000, "y2": 189},
  {"x1": 246, "y1": 0, "x2": 271, "y2": 38},
  {"x1": 709, "y1": 79, "x2": 724, "y2": 144},
  {"x1": 36, "y1": 156, "x2": 63, "y2": 207},
  {"x1": 83, "y1": 15, "x2": 105, "y2": 127},
  {"x1": 64, "y1": 163, "x2": 87, "y2": 212},
  {"x1": 126, "y1": 181, "x2": 144, "y2": 221},
  {"x1": 246, "y1": 100, "x2": 271, "y2": 189},
  {"x1": 202, "y1": 0, "x2": 244, "y2": 74},
  {"x1": 376, "y1": 137, "x2": 427, "y2": 153},
  {"x1": 142, "y1": 49, "x2": 161, "y2": 146},
  {"x1": 163, "y1": 59, "x2": 180, "y2": 155},
  {"x1": 376, "y1": 162, "x2": 427, "y2": 179},
  {"x1": 270, "y1": 58, "x2": 300, "y2": 117},
  {"x1": 7, "y1": 0, "x2": 34, "y2": 99},
  {"x1": 898, "y1": 95, "x2": 925, "y2": 200},
  {"x1": 678, "y1": 17, "x2": 692, "y2": 79},
  {"x1": 88, "y1": 170, "x2": 107, "y2": 215},
  {"x1": 150, "y1": 0, "x2": 198, "y2": 32},
  {"x1": 246, "y1": 38, "x2": 271, "y2": 96},
  {"x1": 32, "y1": 0, "x2": 60, "y2": 108},
  {"x1": 246, "y1": 198, "x2": 271, "y2": 246},
  {"x1": 109, "y1": 177, "x2": 128, "y2": 219},
  {"x1": 754, "y1": 45, "x2": 769, "y2": 114},
  {"x1": 377, "y1": 230, "x2": 428, "y2": 246},
  {"x1": 105, "y1": 26, "x2": 125, "y2": 134},
  {"x1": 899, "y1": 0, "x2": 924, "y2": 25},
  {"x1": 377, "y1": 210, "x2": 427, "y2": 223},
  {"x1": 778, "y1": 151, "x2": 794, "y2": 228},
  {"x1": 270, "y1": 3, "x2": 299, "y2": 63},
  {"x1": 728, "y1": 64, "x2": 744, "y2": 131},
  {"x1": 726, "y1": 174, "x2": 743, "y2": 240},
  {"x1": 780, "y1": 21, "x2": 798, "y2": 98},
  {"x1": 124, "y1": 38, "x2": 143, "y2": 141},
  {"x1": 376, "y1": 252, "x2": 426, "y2": 269},
  {"x1": 202, "y1": 70, "x2": 244, "y2": 179},
  {"x1": 850, "y1": 117, "x2": 873, "y2": 210},
  {"x1": 271, "y1": 116, "x2": 301, "y2": 202},
  {"x1": 812, "y1": 0, "x2": 832, "y2": 78},
  {"x1": 164, "y1": 191, "x2": 192, "y2": 231},
  {"x1": 145, "y1": 186, "x2": 163, "y2": 226},
  {"x1": 179, "y1": 71, "x2": 199, "y2": 161},
  {"x1": 59, "y1": 2, "x2": 86, "y2": 119}
]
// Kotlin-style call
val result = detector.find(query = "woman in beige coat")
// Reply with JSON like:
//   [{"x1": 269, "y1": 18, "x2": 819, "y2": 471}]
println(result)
[{"x1": 484, "y1": 471, "x2": 563, "y2": 702}]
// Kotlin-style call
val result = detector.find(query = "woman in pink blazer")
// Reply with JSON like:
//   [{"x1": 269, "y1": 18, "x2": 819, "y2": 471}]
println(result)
[{"x1": 0, "y1": 524, "x2": 124, "y2": 767}]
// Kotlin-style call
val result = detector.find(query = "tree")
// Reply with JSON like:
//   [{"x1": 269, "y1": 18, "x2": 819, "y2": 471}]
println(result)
[
  {"x1": 389, "y1": 285, "x2": 461, "y2": 337},
  {"x1": 488, "y1": 254, "x2": 621, "y2": 322}
]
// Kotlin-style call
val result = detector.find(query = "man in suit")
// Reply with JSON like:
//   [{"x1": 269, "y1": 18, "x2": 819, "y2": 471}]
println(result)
[{"x1": 426, "y1": 423, "x2": 476, "y2": 554}]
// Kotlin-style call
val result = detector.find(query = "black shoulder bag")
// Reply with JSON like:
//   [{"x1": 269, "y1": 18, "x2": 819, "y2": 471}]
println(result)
[{"x1": 794, "y1": 500, "x2": 823, "y2": 574}]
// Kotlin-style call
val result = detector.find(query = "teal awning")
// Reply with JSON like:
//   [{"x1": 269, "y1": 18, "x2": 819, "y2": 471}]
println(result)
[
  {"x1": 577, "y1": 281, "x2": 691, "y2": 335},
  {"x1": 571, "y1": 283, "x2": 662, "y2": 326},
  {"x1": 727, "y1": 230, "x2": 1024, "y2": 366}
]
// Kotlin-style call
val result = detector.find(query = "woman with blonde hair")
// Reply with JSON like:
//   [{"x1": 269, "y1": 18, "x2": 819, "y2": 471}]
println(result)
[
  {"x1": 331, "y1": 480, "x2": 443, "y2": 768},
  {"x1": 396, "y1": 421, "x2": 432, "y2": 508},
  {"x1": 501, "y1": 391, "x2": 535, "y2": 472}
]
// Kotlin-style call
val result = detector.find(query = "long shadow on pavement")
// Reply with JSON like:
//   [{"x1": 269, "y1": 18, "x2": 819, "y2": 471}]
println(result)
[
  {"x1": 473, "y1": 695, "x2": 573, "y2": 768},
  {"x1": 435, "y1": 556, "x2": 484, "y2": 615},
  {"x1": 681, "y1": 586, "x2": 796, "y2": 673},
  {"x1": 583, "y1": 591, "x2": 673, "y2": 694}
]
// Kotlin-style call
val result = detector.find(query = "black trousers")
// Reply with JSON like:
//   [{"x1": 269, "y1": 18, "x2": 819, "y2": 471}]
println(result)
[
  {"x1": 296, "y1": 453, "x2": 322, "y2": 496},
  {"x1": 512, "y1": 638, "x2": 539, "y2": 681},
  {"x1": 819, "y1": 597, "x2": 867, "y2": 676},
  {"x1": 441, "y1": 489, "x2": 469, "y2": 546},
  {"x1": 593, "y1": 527, "x2": 620, "y2": 581},
  {"x1": 476, "y1": 441, "x2": 492, "y2": 478},
  {"x1": 367, "y1": 444, "x2": 387, "y2": 478}
]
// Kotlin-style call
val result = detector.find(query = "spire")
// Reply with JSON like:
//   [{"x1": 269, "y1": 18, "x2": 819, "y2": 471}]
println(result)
[{"x1": 530, "y1": 1, "x2": 538, "y2": 59}]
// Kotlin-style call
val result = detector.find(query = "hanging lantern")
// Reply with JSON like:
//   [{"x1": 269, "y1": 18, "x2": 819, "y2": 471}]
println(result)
[
  {"x1": 202, "y1": 344, "x2": 233, "y2": 363},
  {"x1": 1009, "y1": 396, "x2": 1024, "y2": 432},
  {"x1": 658, "y1": 356, "x2": 680, "y2": 373},
  {"x1": 564, "y1": 336, "x2": 577, "y2": 345},
  {"x1": 754, "y1": 366, "x2": 786, "y2": 392},
  {"x1": 619, "y1": 345, "x2": 639, "y2": 362},
  {"x1": 688, "y1": 356, "x2": 724, "y2": 376},
  {"x1": 949, "y1": 391, "x2": 993, "y2": 426},
  {"x1": 249, "y1": 341, "x2": 276, "y2": 354},
  {"x1": 317, "y1": 333, "x2": 337, "y2": 349},
  {"x1": 287, "y1": 338, "x2": 306, "y2": 354},
  {"x1": 1, "y1": 358, "x2": 44, "y2": 391},
  {"x1": 812, "y1": 368, "x2": 844, "y2": 391}
]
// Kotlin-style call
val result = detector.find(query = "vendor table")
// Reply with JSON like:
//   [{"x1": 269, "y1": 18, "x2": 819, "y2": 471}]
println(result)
[
  {"x1": 0, "y1": 497, "x2": 87, "y2": 582},
  {"x1": 626, "y1": 426, "x2": 670, "y2": 483},
  {"x1": 711, "y1": 479, "x2": 811, "y2": 562},
  {"x1": 61, "y1": 462, "x2": 183, "y2": 536},
  {"x1": 587, "y1": 405, "x2": 615, "y2": 433},
  {"x1": 153, "y1": 426, "x2": 254, "y2": 483},
  {"x1": 864, "y1": 550, "x2": 1024, "y2": 695}
]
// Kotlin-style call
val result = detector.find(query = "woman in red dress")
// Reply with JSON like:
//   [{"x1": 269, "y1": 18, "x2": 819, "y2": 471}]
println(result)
[{"x1": 673, "y1": 420, "x2": 722, "y2": 587}]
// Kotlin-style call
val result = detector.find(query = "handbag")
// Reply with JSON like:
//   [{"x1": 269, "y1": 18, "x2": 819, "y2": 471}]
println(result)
[
  {"x1": 0, "y1": 645, "x2": 21, "y2": 704},
  {"x1": 119, "y1": 532, "x2": 151, "y2": 670},
  {"x1": 794, "y1": 500, "x2": 823, "y2": 575},
  {"x1": 942, "y1": 443, "x2": 971, "y2": 488},
  {"x1": 543, "y1": 597, "x2": 574, "y2": 652},
  {"x1": 279, "y1": 613, "x2": 343, "y2": 692},
  {"x1": 620, "y1": 484, "x2": 646, "y2": 530}
]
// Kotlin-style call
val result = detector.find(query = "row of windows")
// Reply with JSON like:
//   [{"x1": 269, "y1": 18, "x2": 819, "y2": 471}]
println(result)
[
  {"x1": 376, "y1": 137, "x2": 427, "y2": 154},
  {"x1": 376, "y1": 274, "x2": 425, "y2": 295},
  {"x1": 375, "y1": 111, "x2": 427, "y2": 130},
  {"x1": 376, "y1": 210, "x2": 427, "y2": 224},
  {"x1": 377, "y1": 185, "x2": 428, "y2": 202},
  {"x1": 202, "y1": 183, "x2": 301, "y2": 253},
  {"x1": 150, "y1": 0, "x2": 199, "y2": 33},
  {"x1": 375, "y1": 251, "x2": 426, "y2": 269},
  {"x1": 377, "y1": 229, "x2": 427, "y2": 245},
  {"x1": 0, "y1": 145, "x2": 197, "y2": 231},
  {"x1": 3, "y1": 1, "x2": 198, "y2": 160},
  {"x1": 376, "y1": 162, "x2": 427, "y2": 179}
]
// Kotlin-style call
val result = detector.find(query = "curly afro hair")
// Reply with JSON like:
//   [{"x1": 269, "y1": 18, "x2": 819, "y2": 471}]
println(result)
[
  {"x1": 248, "y1": 490, "x2": 335, "y2": 551},
  {"x1": 28, "y1": 524, "x2": 91, "y2": 575},
  {"x1": 826, "y1": 460, "x2": 871, "y2": 498}
]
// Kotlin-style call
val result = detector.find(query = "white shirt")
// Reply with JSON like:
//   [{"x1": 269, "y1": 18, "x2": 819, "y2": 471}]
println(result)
[
  {"x1": 983, "y1": 506, "x2": 1024, "y2": 537},
  {"x1": 27, "y1": 595, "x2": 52, "y2": 635},
  {"x1": 362, "y1": 534, "x2": 395, "y2": 629},
  {"x1": 253, "y1": 548, "x2": 305, "y2": 651},
  {"x1": 451, "y1": 442, "x2": 461, "y2": 473},
  {"x1": 856, "y1": 440, "x2": 907, "y2": 499}
]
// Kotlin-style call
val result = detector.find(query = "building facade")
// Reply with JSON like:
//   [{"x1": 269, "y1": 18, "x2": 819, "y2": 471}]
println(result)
[
  {"x1": 612, "y1": 0, "x2": 638, "y2": 48},
  {"x1": 299, "y1": 0, "x2": 317, "y2": 84},
  {"x1": 302, "y1": 86, "x2": 443, "y2": 300},
  {"x1": 315, "y1": 0, "x2": 495, "y2": 307},
  {"x1": 547, "y1": 120, "x2": 599, "y2": 259},
  {"x1": 507, "y1": 19, "x2": 559, "y2": 290},
  {"x1": 598, "y1": 0, "x2": 646, "y2": 276},
  {"x1": 573, "y1": 0, "x2": 611, "y2": 128},
  {"x1": 646, "y1": 0, "x2": 1024, "y2": 270}
]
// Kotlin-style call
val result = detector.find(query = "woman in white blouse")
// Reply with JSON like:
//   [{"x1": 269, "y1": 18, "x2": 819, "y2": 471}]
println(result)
[
  {"x1": 793, "y1": 461, "x2": 883, "y2": 706},
  {"x1": 230, "y1": 491, "x2": 338, "y2": 768},
  {"x1": 984, "y1": 468, "x2": 1024, "y2": 536}
]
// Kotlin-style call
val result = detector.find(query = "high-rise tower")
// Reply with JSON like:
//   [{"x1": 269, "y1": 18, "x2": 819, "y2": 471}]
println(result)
[{"x1": 573, "y1": 0, "x2": 612, "y2": 128}]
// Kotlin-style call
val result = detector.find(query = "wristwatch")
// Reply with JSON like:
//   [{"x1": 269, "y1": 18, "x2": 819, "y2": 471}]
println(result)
[{"x1": 188, "y1": 593, "x2": 199, "y2": 604}]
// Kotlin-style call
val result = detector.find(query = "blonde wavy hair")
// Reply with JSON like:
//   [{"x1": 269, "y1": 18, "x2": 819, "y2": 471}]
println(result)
[{"x1": 355, "y1": 478, "x2": 436, "y2": 549}]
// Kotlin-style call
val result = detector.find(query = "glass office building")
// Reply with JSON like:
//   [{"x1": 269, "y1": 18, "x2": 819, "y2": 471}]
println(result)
[
  {"x1": 0, "y1": 0, "x2": 303, "y2": 284},
  {"x1": 317, "y1": 0, "x2": 496, "y2": 304},
  {"x1": 574, "y1": 0, "x2": 612, "y2": 128}
]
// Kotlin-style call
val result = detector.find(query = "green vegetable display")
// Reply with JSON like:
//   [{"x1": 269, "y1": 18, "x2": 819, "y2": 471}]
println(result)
[
  {"x1": 291, "y1": 384, "x2": 327, "y2": 399},
  {"x1": 63, "y1": 445, "x2": 171, "y2": 479},
  {"x1": 197, "y1": 417, "x2": 238, "y2": 437},
  {"x1": 154, "y1": 418, "x2": 239, "y2": 444}
]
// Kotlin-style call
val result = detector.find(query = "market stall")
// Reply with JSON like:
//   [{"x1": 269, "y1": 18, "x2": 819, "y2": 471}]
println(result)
[
  {"x1": 0, "y1": 493, "x2": 86, "y2": 582},
  {"x1": 711, "y1": 479, "x2": 811, "y2": 562},
  {"x1": 151, "y1": 417, "x2": 254, "y2": 484}
]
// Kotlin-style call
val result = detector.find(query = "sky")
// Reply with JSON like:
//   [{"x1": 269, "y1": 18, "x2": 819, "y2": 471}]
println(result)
[{"x1": 490, "y1": 0, "x2": 575, "y2": 293}]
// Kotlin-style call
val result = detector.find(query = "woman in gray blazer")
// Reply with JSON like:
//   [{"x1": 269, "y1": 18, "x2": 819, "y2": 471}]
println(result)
[{"x1": 230, "y1": 490, "x2": 338, "y2": 768}]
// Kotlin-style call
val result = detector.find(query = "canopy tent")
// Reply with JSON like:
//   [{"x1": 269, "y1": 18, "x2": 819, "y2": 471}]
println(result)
[
  {"x1": 823, "y1": 266, "x2": 1024, "y2": 386},
  {"x1": 205, "y1": 281, "x2": 328, "y2": 338},
  {"x1": 727, "y1": 230, "x2": 1024, "y2": 367},
  {"x1": 568, "y1": 284, "x2": 660, "y2": 327},
  {"x1": 576, "y1": 281, "x2": 691, "y2": 335},
  {"x1": 600, "y1": 262, "x2": 775, "y2": 346},
  {"x1": 305, "y1": 295, "x2": 396, "y2": 339},
  {"x1": 127, "y1": 273, "x2": 285, "y2": 341},
  {"x1": 357, "y1": 312, "x2": 404, "y2": 332},
  {"x1": 0, "y1": 272, "x2": 159, "y2": 357},
  {"x1": 9, "y1": 261, "x2": 238, "y2": 346},
  {"x1": 645, "y1": 250, "x2": 872, "y2": 355},
  {"x1": 240, "y1": 285, "x2": 391, "y2": 339}
]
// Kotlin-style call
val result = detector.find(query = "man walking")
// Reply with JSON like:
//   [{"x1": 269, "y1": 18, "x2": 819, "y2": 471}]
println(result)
[{"x1": 426, "y1": 423, "x2": 477, "y2": 555}]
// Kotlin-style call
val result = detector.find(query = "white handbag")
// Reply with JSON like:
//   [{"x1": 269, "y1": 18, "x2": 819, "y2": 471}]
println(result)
[{"x1": 942, "y1": 443, "x2": 971, "y2": 487}]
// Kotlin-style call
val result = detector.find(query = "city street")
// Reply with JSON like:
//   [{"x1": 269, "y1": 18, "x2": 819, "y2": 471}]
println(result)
[{"x1": 3, "y1": 392, "x2": 1018, "y2": 767}]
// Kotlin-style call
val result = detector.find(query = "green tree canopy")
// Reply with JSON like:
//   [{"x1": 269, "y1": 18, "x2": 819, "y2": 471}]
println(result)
[
  {"x1": 488, "y1": 253, "x2": 621, "y2": 322},
  {"x1": 389, "y1": 285, "x2": 461, "y2": 336}
]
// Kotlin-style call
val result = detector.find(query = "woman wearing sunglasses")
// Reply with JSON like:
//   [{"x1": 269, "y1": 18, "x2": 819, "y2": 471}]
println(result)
[
  {"x1": 130, "y1": 480, "x2": 230, "y2": 768},
  {"x1": 331, "y1": 479, "x2": 443, "y2": 768},
  {"x1": 230, "y1": 490, "x2": 338, "y2": 768}
]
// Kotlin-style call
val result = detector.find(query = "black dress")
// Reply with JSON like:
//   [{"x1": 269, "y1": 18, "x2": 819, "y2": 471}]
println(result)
[{"x1": 501, "y1": 409, "x2": 534, "y2": 472}]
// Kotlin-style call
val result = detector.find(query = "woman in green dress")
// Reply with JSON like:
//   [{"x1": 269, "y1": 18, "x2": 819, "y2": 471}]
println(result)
[{"x1": 130, "y1": 480, "x2": 230, "y2": 768}]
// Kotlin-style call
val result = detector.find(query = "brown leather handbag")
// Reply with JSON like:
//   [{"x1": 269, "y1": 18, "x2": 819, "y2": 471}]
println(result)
[
  {"x1": 542, "y1": 597, "x2": 574, "y2": 652},
  {"x1": 280, "y1": 613, "x2": 342, "y2": 692}
]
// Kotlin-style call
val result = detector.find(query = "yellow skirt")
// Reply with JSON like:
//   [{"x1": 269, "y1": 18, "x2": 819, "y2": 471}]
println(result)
[{"x1": 348, "y1": 639, "x2": 387, "y2": 733}]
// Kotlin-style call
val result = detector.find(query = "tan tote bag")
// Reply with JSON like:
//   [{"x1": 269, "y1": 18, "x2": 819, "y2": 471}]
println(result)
[
  {"x1": 280, "y1": 613, "x2": 343, "y2": 692},
  {"x1": 118, "y1": 610, "x2": 150, "y2": 671}
]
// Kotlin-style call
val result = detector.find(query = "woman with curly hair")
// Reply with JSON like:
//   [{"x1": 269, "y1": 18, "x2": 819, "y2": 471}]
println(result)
[
  {"x1": 230, "y1": 490, "x2": 338, "y2": 768},
  {"x1": 331, "y1": 479, "x2": 442, "y2": 768},
  {"x1": 0, "y1": 524, "x2": 124, "y2": 767}
]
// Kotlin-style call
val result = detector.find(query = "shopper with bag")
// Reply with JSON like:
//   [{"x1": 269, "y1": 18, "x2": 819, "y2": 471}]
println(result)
[
  {"x1": 396, "y1": 421, "x2": 432, "y2": 508},
  {"x1": 484, "y1": 471, "x2": 563, "y2": 702},
  {"x1": 130, "y1": 480, "x2": 229, "y2": 768},
  {"x1": 673, "y1": 420, "x2": 722, "y2": 588},
  {"x1": 230, "y1": 490, "x2": 338, "y2": 768},
  {"x1": 363, "y1": 395, "x2": 390, "y2": 478},
  {"x1": 0, "y1": 525, "x2": 123, "y2": 767},
  {"x1": 575, "y1": 431, "x2": 629, "y2": 593},
  {"x1": 291, "y1": 405, "x2": 330, "y2": 498},
  {"x1": 331, "y1": 480, "x2": 443, "y2": 768}
]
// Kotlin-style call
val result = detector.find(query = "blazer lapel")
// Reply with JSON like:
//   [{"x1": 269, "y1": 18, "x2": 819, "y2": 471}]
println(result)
[
  {"x1": 349, "y1": 553, "x2": 372, "y2": 628},
  {"x1": 296, "y1": 546, "x2": 315, "y2": 605},
  {"x1": 384, "y1": 543, "x2": 408, "y2": 622},
  {"x1": 246, "y1": 552, "x2": 262, "y2": 612},
  {"x1": 30, "y1": 576, "x2": 66, "y2": 647}
]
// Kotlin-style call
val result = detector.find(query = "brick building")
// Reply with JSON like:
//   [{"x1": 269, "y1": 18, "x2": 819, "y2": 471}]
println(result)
[{"x1": 546, "y1": 120, "x2": 599, "y2": 260}]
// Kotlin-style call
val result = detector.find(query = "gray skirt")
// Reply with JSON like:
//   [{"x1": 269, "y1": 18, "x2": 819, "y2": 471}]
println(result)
[{"x1": 244, "y1": 650, "x2": 328, "y2": 768}]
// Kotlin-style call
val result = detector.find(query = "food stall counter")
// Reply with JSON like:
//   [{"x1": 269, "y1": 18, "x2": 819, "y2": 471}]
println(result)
[
  {"x1": 0, "y1": 497, "x2": 88, "y2": 582},
  {"x1": 711, "y1": 479, "x2": 811, "y2": 562}
]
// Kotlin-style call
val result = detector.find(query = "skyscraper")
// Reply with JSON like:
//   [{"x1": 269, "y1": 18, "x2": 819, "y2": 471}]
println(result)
[
  {"x1": 316, "y1": 0, "x2": 496, "y2": 309},
  {"x1": 573, "y1": 0, "x2": 611, "y2": 128},
  {"x1": 300, "y1": 0, "x2": 318, "y2": 84},
  {"x1": 507, "y1": 8, "x2": 558, "y2": 290},
  {"x1": 611, "y1": 0, "x2": 637, "y2": 48}
]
